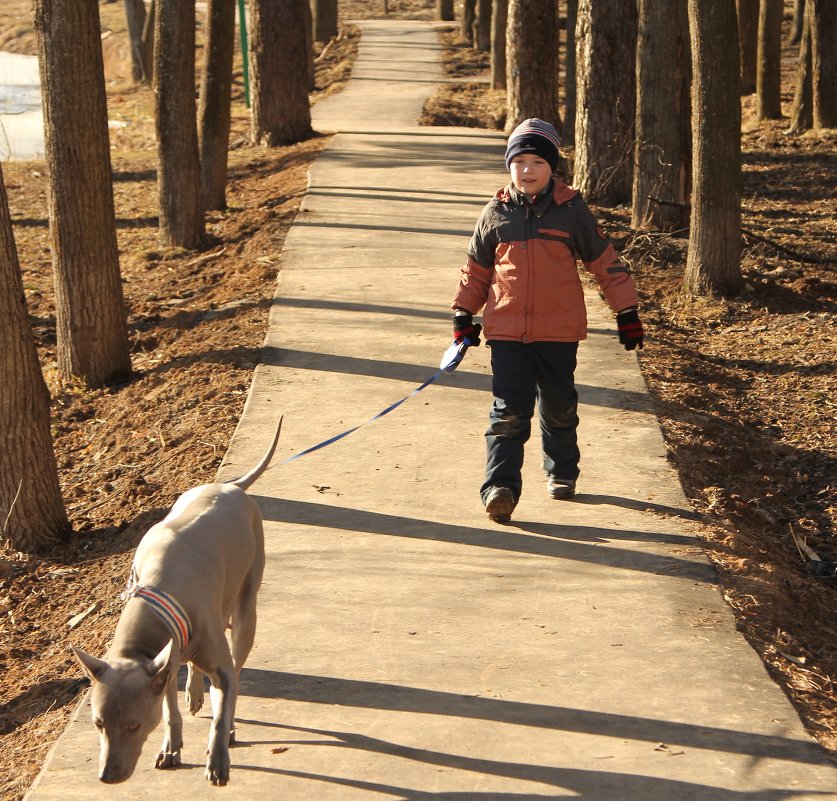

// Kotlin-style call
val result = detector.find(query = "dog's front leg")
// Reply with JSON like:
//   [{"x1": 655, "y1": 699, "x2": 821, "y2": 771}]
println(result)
[
  {"x1": 155, "y1": 672, "x2": 183, "y2": 769},
  {"x1": 204, "y1": 658, "x2": 236, "y2": 785}
]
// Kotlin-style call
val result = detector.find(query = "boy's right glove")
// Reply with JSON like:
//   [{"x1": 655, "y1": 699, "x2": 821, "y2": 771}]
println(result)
[
  {"x1": 616, "y1": 308, "x2": 644, "y2": 351},
  {"x1": 452, "y1": 310, "x2": 482, "y2": 347}
]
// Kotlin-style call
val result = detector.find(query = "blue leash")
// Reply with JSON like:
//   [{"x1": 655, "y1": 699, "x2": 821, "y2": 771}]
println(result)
[{"x1": 281, "y1": 339, "x2": 470, "y2": 464}]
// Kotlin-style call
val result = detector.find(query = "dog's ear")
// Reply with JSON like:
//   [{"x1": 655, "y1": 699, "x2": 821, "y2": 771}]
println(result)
[
  {"x1": 71, "y1": 646, "x2": 109, "y2": 682},
  {"x1": 146, "y1": 640, "x2": 174, "y2": 695}
]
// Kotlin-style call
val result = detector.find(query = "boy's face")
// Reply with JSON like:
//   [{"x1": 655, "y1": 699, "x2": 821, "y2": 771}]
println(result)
[{"x1": 509, "y1": 153, "x2": 552, "y2": 198}]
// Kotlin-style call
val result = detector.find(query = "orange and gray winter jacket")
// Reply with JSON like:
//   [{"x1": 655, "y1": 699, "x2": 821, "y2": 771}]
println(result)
[{"x1": 452, "y1": 179, "x2": 638, "y2": 342}]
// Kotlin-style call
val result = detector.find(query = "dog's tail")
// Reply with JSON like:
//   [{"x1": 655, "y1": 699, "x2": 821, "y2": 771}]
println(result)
[{"x1": 227, "y1": 415, "x2": 283, "y2": 491}]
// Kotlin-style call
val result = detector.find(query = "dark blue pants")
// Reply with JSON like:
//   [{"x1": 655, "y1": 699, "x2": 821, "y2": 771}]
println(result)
[{"x1": 480, "y1": 341, "x2": 580, "y2": 503}]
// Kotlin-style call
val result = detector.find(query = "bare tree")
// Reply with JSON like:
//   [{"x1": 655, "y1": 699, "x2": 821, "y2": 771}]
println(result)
[
  {"x1": 632, "y1": 0, "x2": 691, "y2": 231},
  {"x1": 574, "y1": 0, "x2": 636, "y2": 204},
  {"x1": 461, "y1": 0, "x2": 476, "y2": 44},
  {"x1": 490, "y1": 0, "x2": 507, "y2": 90},
  {"x1": 436, "y1": 0, "x2": 454, "y2": 21},
  {"x1": 737, "y1": 0, "x2": 759, "y2": 93},
  {"x1": 505, "y1": 0, "x2": 558, "y2": 133},
  {"x1": 790, "y1": 0, "x2": 805, "y2": 44},
  {"x1": 756, "y1": 0, "x2": 783, "y2": 120},
  {"x1": 810, "y1": 0, "x2": 837, "y2": 129},
  {"x1": 123, "y1": 0, "x2": 148, "y2": 82},
  {"x1": 34, "y1": 0, "x2": 132, "y2": 388},
  {"x1": 155, "y1": 0, "x2": 205, "y2": 248},
  {"x1": 788, "y1": 0, "x2": 813, "y2": 133},
  {"x1": 684, "y1": 0, "x2": 742, "y2": 297},
  {"x1": 474, "y1": 0, "x2": 491, "y2": 51},
  {"x1": 250, "y1": 0, "x2": 312, "y2": 146},
  {"x1": 199, "y1": 0, "x2": 236, "y2": 210},
  {"x1": 562, "y1": 0, "x2": 578, "y2": 146},
  {"x1": 0, "y1": 164, "x2": 69, "y2": 552},
  {"x1": 312, "y1": 0, "x2": 338, "y2": 43}
]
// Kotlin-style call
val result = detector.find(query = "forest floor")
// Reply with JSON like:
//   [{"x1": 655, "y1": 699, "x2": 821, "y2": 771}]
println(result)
[{"x1": 0, "y1": 2, "x2": 835, "y2": 798}]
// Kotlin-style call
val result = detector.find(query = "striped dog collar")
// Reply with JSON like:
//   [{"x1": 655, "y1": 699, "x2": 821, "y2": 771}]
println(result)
[{"x1": 124, "y1": 584, "x2": 193, "y2": 651}]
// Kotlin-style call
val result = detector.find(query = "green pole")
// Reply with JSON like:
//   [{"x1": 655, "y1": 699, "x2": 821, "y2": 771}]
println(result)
[{"x1": 238, "y1": 0, "x2": 250, "y2": 108}]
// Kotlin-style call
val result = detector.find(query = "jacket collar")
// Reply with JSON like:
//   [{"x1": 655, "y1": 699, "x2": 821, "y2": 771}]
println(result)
[{"x1": 497, "y1": 178, "x2": 579, "y2": 209}]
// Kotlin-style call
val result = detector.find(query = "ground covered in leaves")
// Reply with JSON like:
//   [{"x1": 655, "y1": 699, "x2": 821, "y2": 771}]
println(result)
[{"x1": 1, "y1": 2, "x2": 835, "y2": 798}]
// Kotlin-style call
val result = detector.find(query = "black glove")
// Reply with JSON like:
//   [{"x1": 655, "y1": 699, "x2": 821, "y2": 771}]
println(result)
[
  {"x1": 616, "y1": 308, "x2": 644, "y2": 351},
  {"x1": 452, "y1": 310, "x2": 482, "y2": 347}
]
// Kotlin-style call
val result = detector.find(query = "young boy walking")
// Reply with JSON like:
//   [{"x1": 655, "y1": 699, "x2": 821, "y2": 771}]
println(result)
[{"x1": 450, "y1": 118, "x2": 644, "y2": 523}]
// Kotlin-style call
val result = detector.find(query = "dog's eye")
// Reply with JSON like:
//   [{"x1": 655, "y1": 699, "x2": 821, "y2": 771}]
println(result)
[
  {"x1": 93, "y1": 718, "x2": 104, "y2": 731},
  {"x1": 126, "y1": 722, "x2": 141, "y2": 733}
]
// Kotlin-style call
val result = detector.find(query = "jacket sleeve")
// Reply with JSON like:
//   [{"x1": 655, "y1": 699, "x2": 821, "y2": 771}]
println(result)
[
  {"x1": 571, "y1": 199, "x2": 639, "y2": 313},
  {"x1": 451, "y1": 203, "x2": 497, "y2": 314}
]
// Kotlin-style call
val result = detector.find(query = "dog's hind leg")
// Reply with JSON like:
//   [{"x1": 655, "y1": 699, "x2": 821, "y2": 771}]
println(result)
[
  {"x1": 185, "y1": 662, "x2": 205, "y2": 715},
  {"x1": 155, "y1": 672, "x2": 183, "y2": 769}
]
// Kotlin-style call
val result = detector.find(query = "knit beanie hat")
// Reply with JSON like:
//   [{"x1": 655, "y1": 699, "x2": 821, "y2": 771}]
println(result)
[{"x1": 504, "y1": 118, "x2": 561, "y2": 173}]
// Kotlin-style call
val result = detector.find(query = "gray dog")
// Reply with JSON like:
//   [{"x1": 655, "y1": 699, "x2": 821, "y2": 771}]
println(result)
[{"x1": 72, "y1": 418, "x2": 281, "y2": 785}]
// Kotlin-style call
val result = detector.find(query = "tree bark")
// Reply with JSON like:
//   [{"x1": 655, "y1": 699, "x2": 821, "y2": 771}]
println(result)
[
  {"x1": 788, "y1": 0, "x2": 813, "y2": 133},
  {"x1": 684, "y1": 0, "x2": 742, "y2": 297},
  {"x1": 505, "y1": 0, "x2": 558, "y2": 133},
  {"x1": 474, "y1": 0, "x2": 491, "y2": 51},
  {"x1": 574, "y1": 0, "x2": 636, "y2": 204},
  {"x1": 141, "y1": 0, "x2": 155, "y2": 84},
  {"x1": 736, "y1": 0, "x2": 759, "y2": 93},
  {"x1": 155, "y1": 0, "x2": 205, "y2": 248},
  {"x1": 436, "y1": 0, "x2": 454, "y2": 21},
  {"x1": 562, "y1": 0, "x2": 577, "y2": 146},
  {"x1": 312, "y1": 0, "x2": 338, "y2": 43},
  {"x1": 199, "y1": 0, "x2": 235, "y2": 211},
  {"x1": 490, "y1": 0, "x2": 507, "y2": 89},
  {"x1": 0, "y1": 164, "x2": 69, "y2": 552},
  {"x1": 34, "y1": 0, "x2": 132, "y2": 388},
  {"x1": 123, "y1": 0, "x2": 147, "y2": 83},
  {"x1": 756, "y1": 0, "x2": 783, "y2": 119},
  {"x1": 810, "y1": 0, "x2": 837, "y2": 129},
  {"x1": 250, "y1": 0, "x2": 312, "y2": 146},
  {"x1": 632, "y1": 0, "x2": 690, "y2": 231}
]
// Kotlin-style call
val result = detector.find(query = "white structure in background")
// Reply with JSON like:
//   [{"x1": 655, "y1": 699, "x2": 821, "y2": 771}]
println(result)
[{"x1": 0, "y1": 51, "x2": 44, "y2": 162}]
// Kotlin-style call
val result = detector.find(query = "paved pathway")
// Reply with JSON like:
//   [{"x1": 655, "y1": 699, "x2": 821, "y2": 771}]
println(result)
[{"x1": 26, "y1": 19, "x2": 837, "y2": 801}]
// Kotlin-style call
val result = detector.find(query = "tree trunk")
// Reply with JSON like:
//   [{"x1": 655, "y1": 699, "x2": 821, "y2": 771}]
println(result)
[
  {"x1": 632, "y1": 0, "x2": 690, "y2": 231},
  {"x1": 562, "y1": 0, "x2": 577, "y2": 146},
  {"x1": 312, "y1": 0, "x2": 338, "y2": 43},
  {"x1": 756, "y1": 0, "x2": 783, "y2": 119},
  {"x1": 436, "y1": 0, "x2": 454, "y2": 21},
  {"x1": 155, "y1": 0, "x2": 205, "y2": 248},
  {"x1": 788, "y1": 0, "x2": 813, "y2": 133},
  {"x1": 574, "y1": 0, "x2": 636, "y2": 204},
  {"x1": 0, "y1": 166, "x2": 69, "y2": 552},
  {"x1": 505, "y1": 0, "x2": 558, "y2": 133},
  {"x1": 684, "y1": 0, "x2": 742, "y2": 297},
  {"x1": 123, "y1": 0, "x2": 147, "y2": 83},
  {"x1": 474, "y1": 0, "x2": 491, "y2": 51},
  {"x1": 34, "y1": 0, "x2": 132, "y2": 388},
  {"x1": 790, "y1": 0, "x2": 805, "y2": 44},
  {"x1": 304, "y1": 0, "x2": 315, "y2": 91},
  {"x1": 490, "y1": 0, "x2": 507, "y2": 89},
  {"x1": 461, "y1": 0, "x2": 476, "y2": 44},
  {"x1": 199, "y1": 0, "x2": 235, "y2": 211},
  {"x1": 810, "y1": 0, "x2": 837, "y2": 129},
  {"x1": 141, "y1": 0, "x2": 155, "y2": 84},
  {"x1": 737, "y1": 0, "x2": 759, "y2": 93},
  {"x1": 250, "y1": 0, "x2": 312, "y2": 146}
]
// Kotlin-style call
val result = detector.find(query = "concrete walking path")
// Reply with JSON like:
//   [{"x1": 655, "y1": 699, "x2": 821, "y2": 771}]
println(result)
[{"x1": 26, "y1": 19, "x2": 836, "y2": 800}]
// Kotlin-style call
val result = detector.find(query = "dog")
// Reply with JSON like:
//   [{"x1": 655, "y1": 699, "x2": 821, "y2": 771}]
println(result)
[{"x1": 72, "y1": 417, "x2": 281, "y2": 785}]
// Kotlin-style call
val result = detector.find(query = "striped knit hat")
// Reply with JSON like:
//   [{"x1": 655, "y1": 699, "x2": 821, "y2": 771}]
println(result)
[{"x1": 504, "y1": 118, "x2": 561, "y2": 172}]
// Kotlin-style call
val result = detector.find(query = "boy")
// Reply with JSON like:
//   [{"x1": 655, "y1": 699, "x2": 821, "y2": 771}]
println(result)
[{"x1": 451, "y1": 118, "x2": 644, "y2": 524}]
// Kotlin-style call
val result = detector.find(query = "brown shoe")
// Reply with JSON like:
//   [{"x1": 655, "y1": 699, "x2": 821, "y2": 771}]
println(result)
[{"x1": 485, "y1": 486, "x2": 515, "y2": 523}]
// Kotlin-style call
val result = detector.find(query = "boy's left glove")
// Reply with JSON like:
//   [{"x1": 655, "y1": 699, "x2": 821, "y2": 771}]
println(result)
[
  {"x1": 616, "y1": 308, "x2": 644, "y2": 351},
  {"x1": 452, "y1": 310, "x2": 482, "y2": 347}
]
